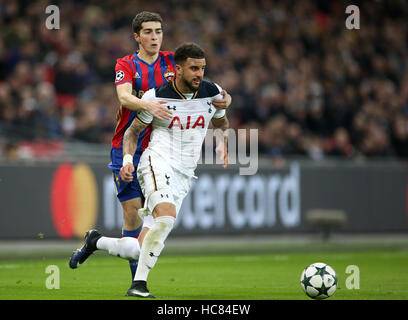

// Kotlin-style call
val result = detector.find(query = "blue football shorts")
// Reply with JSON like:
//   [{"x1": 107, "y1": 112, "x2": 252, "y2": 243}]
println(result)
[{"x1": 108, "y1": 147, "x2": 144, "y2": 203}]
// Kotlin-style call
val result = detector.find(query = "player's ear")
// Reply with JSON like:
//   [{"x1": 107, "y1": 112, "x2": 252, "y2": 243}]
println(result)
[
  {"x1": 175, "y1": 64, "x2": 183, "y2": 76},
  {"x1": 133, "y1": 33, "x2": 140, "y2": 44}
]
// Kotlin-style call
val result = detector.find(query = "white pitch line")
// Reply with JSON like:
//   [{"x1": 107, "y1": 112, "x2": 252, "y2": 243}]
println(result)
[{"x1": 0, "y1": 264, "x2": 19, "y2": 269}]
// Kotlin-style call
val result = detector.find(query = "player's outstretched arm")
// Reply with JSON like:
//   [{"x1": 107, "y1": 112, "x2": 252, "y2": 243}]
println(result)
[
  {"x1": 120, "y1": 117, "x2": 148, "y2": 182},
  {"x1": 212, "y1": 115, "x2": 230, "y2": 168},
  {"x1": 212, "y1": 89, "x2": 232, "y2": 110},
  {"x1": 116, "y1": 82, "x2": 172, "y2": 120}
]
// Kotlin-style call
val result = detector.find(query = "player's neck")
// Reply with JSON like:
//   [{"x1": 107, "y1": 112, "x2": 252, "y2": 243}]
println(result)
[
  {"x1": 175, "y1": 78, "x2": 193, "y2": 94},
  {"x1": 137, "y1": 50, "x2": 159, "y2": 65}
]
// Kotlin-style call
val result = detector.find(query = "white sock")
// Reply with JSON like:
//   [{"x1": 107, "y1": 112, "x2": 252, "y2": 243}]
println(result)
[
  {"x1": 134, "y1": 216, "x2": 175, "y2": 281},
  {"x1": 96, "y1": 236, "x2": 140, "y2": 260}
]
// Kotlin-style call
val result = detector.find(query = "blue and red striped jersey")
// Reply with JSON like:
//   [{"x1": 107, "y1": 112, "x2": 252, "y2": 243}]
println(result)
[{"x1": 112, "y1": 51, "x2": 175, "y2": 150}]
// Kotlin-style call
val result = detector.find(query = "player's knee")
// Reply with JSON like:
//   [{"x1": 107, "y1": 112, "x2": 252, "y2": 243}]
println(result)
[
  {"x1": 123, "y1": 211, "x2": 141, "y2": 228},
  {"x1": 121, "y1": 198, "x2": 143, "y2": 226},
  {"x1": 153, "y1": 202, "x2": 176, "y2": 218},
  {"x1": 147, "y1": 189, "x2": 176, "y2": 218}
]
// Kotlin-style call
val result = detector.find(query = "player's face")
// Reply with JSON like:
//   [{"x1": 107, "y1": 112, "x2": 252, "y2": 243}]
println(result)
[
  {"x1": 179, "y1": 58, "x2": 206, "y2": 92},
  {"x1": 134, "y1": 21, "x2": 163, "y2": 56}
]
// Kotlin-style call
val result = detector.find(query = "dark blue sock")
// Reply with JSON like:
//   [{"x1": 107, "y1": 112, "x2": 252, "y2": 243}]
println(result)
[
  {"x1": 122, "y1": 226, "x2": 142, "y2": 281},
  {"x1": 128, "y1": 259, "x2": 138, "y2": 280}
]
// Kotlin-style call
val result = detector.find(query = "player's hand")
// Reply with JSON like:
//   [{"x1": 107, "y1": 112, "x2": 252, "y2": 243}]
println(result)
[
  {"x1": 120, "y1": 163, "x2": 135, "y2": 182},
  {"x1": 215, "y1": 141, "x2": 228, "y2": 168},
  {"x1": 212, "y1": 90, "x2": 232, "y2": 110},
  {"x1": 145, "y1": 100, "x2": 172, "y2": 120}
]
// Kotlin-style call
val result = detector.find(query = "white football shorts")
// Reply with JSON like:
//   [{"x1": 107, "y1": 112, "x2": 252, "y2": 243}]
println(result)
[{"x1": 137, "y1": 148, "x2": 192, "y2": 228}]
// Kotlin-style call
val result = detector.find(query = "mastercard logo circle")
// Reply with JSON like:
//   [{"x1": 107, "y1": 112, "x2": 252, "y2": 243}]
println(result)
[{"x1": 50, "y1": 163, "x2": 98, "y2": 239}]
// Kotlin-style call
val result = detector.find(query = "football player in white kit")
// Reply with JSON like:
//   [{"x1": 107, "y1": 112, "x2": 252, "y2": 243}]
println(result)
[{"x1": 120, "y1": 42, "x2": 230, "y2": 298}]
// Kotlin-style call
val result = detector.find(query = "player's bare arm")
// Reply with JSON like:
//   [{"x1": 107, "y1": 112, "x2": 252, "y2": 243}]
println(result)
[
  {"x1": 212, "y1": 115, "x2": 230, "y2": 168},
  {"x1": 120, "y1": 117, "x2": 148, "y2": 182},
  {"x1": 212, "y1": 90, "x2": 232, "y2": 110},
  {"x1": 116, "y1": 82, "x2": 172, "y2": 120}
]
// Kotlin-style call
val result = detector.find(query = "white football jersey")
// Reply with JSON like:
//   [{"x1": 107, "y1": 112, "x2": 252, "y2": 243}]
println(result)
[{"x1": 136, "y1": 80, "x2": 226, "y2": 177}]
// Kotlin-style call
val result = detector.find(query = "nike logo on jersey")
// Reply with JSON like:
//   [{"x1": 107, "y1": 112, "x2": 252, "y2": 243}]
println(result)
[{"x1": 167, "y1": 105, "x2": 177, "y2": 110}]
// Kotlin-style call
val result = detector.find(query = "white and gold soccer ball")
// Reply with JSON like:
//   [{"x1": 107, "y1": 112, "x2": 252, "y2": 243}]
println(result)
[{"x1": 300, "y1": 262, "x2": 337, "y2": 299}]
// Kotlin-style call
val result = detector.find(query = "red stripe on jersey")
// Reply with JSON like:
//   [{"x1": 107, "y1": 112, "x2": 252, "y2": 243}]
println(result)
[
  {"x1": 141, "y1": 124, "x2": 152, "y2": 151},
  {"x1": 112, "y1": 107, "x2": 131, "y2": 149},
  {"x1": 163, "y1": 55, "x2": 172, "y2": 67},
  {"x1": 154, "y1": 58, "x2": 164, "y2": 87},
  {"x1": 139, "y1": 62, "x2": 150, "y2": 92}
]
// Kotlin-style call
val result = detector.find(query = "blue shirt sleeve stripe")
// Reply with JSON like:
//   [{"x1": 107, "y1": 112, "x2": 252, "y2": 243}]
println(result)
[
  {"x1": 133, "y1": 59, "x2": 143, "y2": 93},
  {"x1": 125, "y1": 59, "x2": 135, "y2": 74}
]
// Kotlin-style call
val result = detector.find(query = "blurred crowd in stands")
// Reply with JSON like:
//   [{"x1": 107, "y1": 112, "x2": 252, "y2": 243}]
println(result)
[{"x1": 1, "y1": 0, "x2": 408, "y2": 162}]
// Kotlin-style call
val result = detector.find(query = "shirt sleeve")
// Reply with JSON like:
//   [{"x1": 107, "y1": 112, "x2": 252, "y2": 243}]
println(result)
[
  {"x1": 114, "y1": 59, "x2": 133, "y2": 86},
  {"x1": 213, "y1": 108, "x2": 226, "y2": 119},
  {"x1": 212, "y1": 82, "x2": 226, "y2": 119},
  {"x1": 136, "y1": 89, "x2": 155, "y2": 124}
]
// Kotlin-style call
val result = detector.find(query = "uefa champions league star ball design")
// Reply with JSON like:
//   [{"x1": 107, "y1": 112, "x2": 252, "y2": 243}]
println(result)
[{"x1": 300, "y1": 262, "x2": 338, "y2": 299}]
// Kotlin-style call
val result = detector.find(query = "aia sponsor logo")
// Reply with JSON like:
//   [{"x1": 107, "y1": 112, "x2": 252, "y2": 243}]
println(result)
[{"x1": 168, "y1": 115, "x2": 205, "y2": 130}]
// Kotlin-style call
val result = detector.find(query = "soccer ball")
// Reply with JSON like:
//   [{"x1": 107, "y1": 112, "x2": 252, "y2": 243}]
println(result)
[{"x1": 300, "y1": 262, "x2": 337, "y2": 299}]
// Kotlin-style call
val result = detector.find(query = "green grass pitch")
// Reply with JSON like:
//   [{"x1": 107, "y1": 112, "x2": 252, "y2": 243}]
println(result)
[{"x1": 1, "y1": 248, "x2": 408, "y2": 300}]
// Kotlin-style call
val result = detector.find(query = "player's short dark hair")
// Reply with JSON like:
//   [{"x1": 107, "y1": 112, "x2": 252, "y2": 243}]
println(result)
[
  {"x1": 174, "y1": 42, "x2": 205, "y2": 65},
  {"x1": 132, "y1": 11, "x2": 163, "y2": 34}
]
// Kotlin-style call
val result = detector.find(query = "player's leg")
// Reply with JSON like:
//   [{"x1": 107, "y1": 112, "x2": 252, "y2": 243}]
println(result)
[
  {"x1": 133, "y1": 171, "x2": 191, "y2": 284},
  {"x1": 95, "y1": 233, "x2": 140, "y2": 260},
  {"x1": 69, "y1": 203, "x2": 144, "y2": 270},
  {"x1": 69, "y1": 229, "x2": 102, "y2": 269},
  {"x1": 93, "y1": 198, "x2": 143, "y2": 260},
  {"x1": 69, "y1": 199, "x2": 148, "y2": 269},
  {"x1": 138, "y1": 226, "x2": 150, "y2": 245},
  {"x1": 109, "y1": 147, "x2": 147, "y2": 279},
  {"x1": 113, "y1": 199, "x2": 153, "y2": 278},
  {"x1": 118, "y1": 196, "x2": 144, "y2": 279},
  {"x1": 69, "y1": 168, "x2": 146, "y2": 273},
  {"x1": 126, "y1": 151, "x2": 186, "y2": 298},
  {"x1": 127, "y1": 202, "x2": 176, "y2": 298}
]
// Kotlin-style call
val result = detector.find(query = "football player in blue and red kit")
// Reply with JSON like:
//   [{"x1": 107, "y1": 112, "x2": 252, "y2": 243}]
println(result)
[{"x1": 69, "y1": 11, "x2": 232, "y2": 291}]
